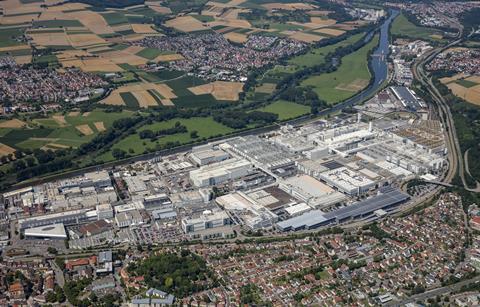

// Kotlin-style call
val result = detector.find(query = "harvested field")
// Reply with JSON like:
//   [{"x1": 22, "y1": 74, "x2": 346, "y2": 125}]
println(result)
[
  {"x1": 440, "y1": 73, "x2": 467, "y2": 84},
  {"x1": 0, "y1": 45, "x2": 30, "y2": 52},
  {"x1": 314, "y1": 27, "x2": 345, "y2": 36},
  {"x1": 68, "y1": 33, "x2": 107, "y2": 48},
  {"x1": 0, "y1": 14, "x2": 39, "y2": 25},
  {"x1": 288, "y1": 32, "x2": 324, "y2": 42},
  {"x1": 82, "y1": 112, "x2": 91, "y2": 117},
  {"x1": 262, "y1": 3, "x2": 316, "y2": 11},
  {"x1": 255, "y1": 83, "x2": 276, "y2": 94},
  {"x1": 132, "y1": 91, "x2": 158, "y2": 108},
  {"x1": 220, "y1": 8, "x2": 249, "y2": 20},
  {"x1": 123, "y1": 45, "x2": 145, "y2": 54},
  {"x1": 76, "y1": 124, "x2": 94, "y2": 136},
  {"x1": 0, "y1": 118, "x2": 26, "y2": 128},
  {"x1": 308, "y1": 10, "x2": 332, "y2": 16},
  {"x1": 209, "y1": 18, "x2": 251, "y2": 29},
  {"x1": 0, "y1": 143, "x2": 16, "y2": 157},
  {"x1": 188, "y1": 81, "x2": 243, "y2": 101},
  {"x1": 155, "y1": 54, "x2": 184, "y2": 62},
  {"x1": 290, "y1": 18, "x2": 337, "y2": 30},
  {"x1": 447, "y1": 83, "x2": 480, "y2": 106},
  {"x1": 52, "y1": 115, "x2": 67, "y2": 126},
  {"x1": 13, "y1": 55, "x2": 32, "y2": 64},
  {"x1": 165, "y1": 16, "x2": 207, "y2": 32},
  {"x1": 335, "y1": 79, "x2": 369, "y2": 92},
  {"x1": 223, "y1": 31, "x2": 248, "y2": 43},
  {"x1": 147, "y1": 3, "x2": 172, "y2": 14},
  {"x1": 100, "y1": 50, "x2": 148, "y2": 66},
  {"x1": 43, "y1": 143, "x2": 70, "y2": 150},
  {"x1": 68, "y1": 111, "x2": 80, "y2": 117},
  {"x1": 29, "y1": 31, "x2": 70, "y2": 46},
  {"x1": 466, "y1": 76, "x2": 480, "y2": 84},
  {"x1": 100, "y1": 82, "x2": 177, "y2": 106},
  {"x1": 66, "y1": 10, "x2": 114, "y2": 35},
  {"x1": 131, "y1": 23, "x2": 157, "y2": 34},
  {"x1": 60, "y1": 58, "x2": 123, "y2": 72},
  {"x1": 94, "y1": 121, "x2": 106, "y2": 132}
]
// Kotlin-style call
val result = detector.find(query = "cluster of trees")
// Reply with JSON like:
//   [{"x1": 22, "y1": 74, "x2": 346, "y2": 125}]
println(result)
[
  {"x1": 63, "y1": 278, "x2": 92, "y2": 307},
  {"x1": 279, "y1": 86, "x2": 327, "y2": 114},
  {"x1": 213, "y1": 110, "x2": 278, "y2": 129},
  {"x1": 240, "y1": 284, "x2": 271, "y2": 306},
  {"x1": 239, "y1": 8, "x2": 310, "y2": 25},
  {"x1": 139, "y1": 122, "x2": 187, "y2": 140},
  {"x1": 127, "y1": 250, "x2": 216, "y2": 298}
]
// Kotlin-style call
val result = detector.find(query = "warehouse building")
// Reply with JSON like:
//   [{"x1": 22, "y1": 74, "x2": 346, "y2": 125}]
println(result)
[
  {"x1": 189, "y1": 144, "x2": 230, "y2": 166},
  {"x1": 276, "y1": 188, "x2": 409, "y2": 231},
  {"x1": 319, "y1": 167, "x2": 376, "y2": 196},
  {"x1": 24, "y1": 223, "x2": 67, "y2": 239},
  {"x1": 189, "y1": 158, "x2": 252, "y2": 187},
  {"x1": 18, "y1": 209, "x2": 93, "y2": 230},
  {"x1": 391, "y1": 86, "x2": 426, "y2": 110},
  {"x1": 181, "y1": 210, "x2": 233, "y2": 240}
]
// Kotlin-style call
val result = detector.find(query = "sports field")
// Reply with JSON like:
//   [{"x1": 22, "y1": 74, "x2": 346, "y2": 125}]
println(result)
[{"x1": 301, "y1": 34, "x2": 378, "y2": 104}]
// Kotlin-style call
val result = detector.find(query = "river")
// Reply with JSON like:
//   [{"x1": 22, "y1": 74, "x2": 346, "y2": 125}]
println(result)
[{"x1": 325, "y1": 9, "x2": 400, "y2": 114}]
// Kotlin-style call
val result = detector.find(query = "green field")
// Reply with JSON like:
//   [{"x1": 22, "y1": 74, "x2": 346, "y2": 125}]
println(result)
[
  {"x1": 302, "y1": 34, "x2": 378, "y2": 104},
  {"x1": 100, "y1": 12, "x2": 129, "y2": 26},
  {"x1": 102, "y1": 117, "x2": 235, "y2": 160},
  {"x1": 0, "y1": 110, "x2": 133, "y2": 150},
  {"x1": 135, "y1": 48, "x2": 169, "y2": 60},
  {"x1": 391, "y1": 13, "x2": 444, "y2": 42},
  {"x1": 289, "y1": 33, "x2": 365, "y2": 68},
  {"x1": 456, "y1": 79, "x2": 478, "y2": 88},
  {"x1": 120, "y1": 92, "x2": 140, "y2": 109},
  {"x1": 0, "y1": 27, "x2": 26, "y2": 47},
  {"x1": 257, "y1": 100, "x2": 310, "y2": 120},
  {"x1": 33, "y1": 19, "x2": 83, "y2": 28}
]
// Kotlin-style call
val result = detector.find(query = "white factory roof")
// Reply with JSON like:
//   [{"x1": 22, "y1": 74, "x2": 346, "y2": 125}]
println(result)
[
  {"x1": 320, "y1": 167, "x2": 375, "y2": 191},
  {"x1": 283, "y1": 175, "x2": 334, "y2": 198},
  {"x1": 24, "y1": 223, "x2": 67, "y2": 239},
  {"x1": 285, "y1": 203, "x2": 312, "y2": 216},
  {"x1": 189, "y1": 158, "x2": 251, "y2": 180}
]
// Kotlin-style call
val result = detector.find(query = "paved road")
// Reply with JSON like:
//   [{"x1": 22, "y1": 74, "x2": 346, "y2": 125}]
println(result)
[{"x1": 386, "y1": 275, "x2": 480, "y2": 306}]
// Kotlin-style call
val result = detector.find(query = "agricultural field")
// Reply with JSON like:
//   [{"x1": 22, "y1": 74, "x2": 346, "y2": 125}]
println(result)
[
  {"x1": 301, "y1": 34, "x2": 379, "y2": 104},
  {"x1": 100, "y1": 117, "x2": 235, "y2": 161},
  {"x1": 256, "y1": 100, "x2": 310, "y2": 120},
  {"x1": 390, "y1": 13, "x2": 444, "y2": 42},
  {"x1": 440, "y1": 74, "x2": 480, "y2": 106},
  {"x1": 0, "y1": 110, "x2": 133, "y2": 154}
]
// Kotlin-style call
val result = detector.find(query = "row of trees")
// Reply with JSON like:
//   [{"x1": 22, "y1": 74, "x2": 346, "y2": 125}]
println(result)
[{"x1": 213, "y1": 110, "x2": 278, "y2": 129}]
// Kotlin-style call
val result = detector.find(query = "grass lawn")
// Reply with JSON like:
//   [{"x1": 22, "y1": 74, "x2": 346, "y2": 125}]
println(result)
[
  {"x1": 257, "y1": 100, "x2": 310, "y2": 120},
  {"x1": 301, "y1": 34, "x2": 378, "y2": 105},
  {"x1": 289, "y1": 32, "x2": 365, "y2": 68},
  {"x1": 103, "y1": 117, "x2": 235, "y2": 160},
  {"x1": 391, "y1": 13, "x2": 444, "y2": 42}
]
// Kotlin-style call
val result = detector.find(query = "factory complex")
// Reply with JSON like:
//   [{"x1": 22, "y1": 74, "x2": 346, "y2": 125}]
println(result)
[{"x1": 1, "y1": 111, "x2": 447, "y2": 247}]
